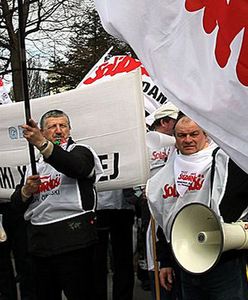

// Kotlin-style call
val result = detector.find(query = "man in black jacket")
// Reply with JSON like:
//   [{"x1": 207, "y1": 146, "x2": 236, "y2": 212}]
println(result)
[{"x1": 11, "y1": 110, "x2": 103, "y2": 300}]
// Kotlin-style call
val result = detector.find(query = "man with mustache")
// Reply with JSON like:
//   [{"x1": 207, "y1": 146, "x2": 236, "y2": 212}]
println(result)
[{"x1": 11, "y1": 109, "x2": 103, "y2": 300}]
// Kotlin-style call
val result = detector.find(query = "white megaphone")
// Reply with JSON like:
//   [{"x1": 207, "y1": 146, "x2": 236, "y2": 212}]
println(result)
[
  {"x1": 171, "y1": 203, "x2": 248, "y2": 274},
  {"x1": 146, "y1": 131, "x2": 175, "y2": 149}
]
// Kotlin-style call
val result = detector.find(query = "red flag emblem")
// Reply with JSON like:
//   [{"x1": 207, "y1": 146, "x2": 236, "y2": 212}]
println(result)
[{"x1": 185, "y1": 0, "x2": 248, "y2": 86}]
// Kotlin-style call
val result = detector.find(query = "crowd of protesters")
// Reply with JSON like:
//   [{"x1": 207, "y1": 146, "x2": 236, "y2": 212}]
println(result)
[{"x1": 0, "y1": 102, "x2": 247, "y2": 300}]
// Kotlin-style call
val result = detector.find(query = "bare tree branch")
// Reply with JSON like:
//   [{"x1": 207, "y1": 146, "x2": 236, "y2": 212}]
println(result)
[{"x1": 0, "y1": 0, "x2": 88, "y2": 100}]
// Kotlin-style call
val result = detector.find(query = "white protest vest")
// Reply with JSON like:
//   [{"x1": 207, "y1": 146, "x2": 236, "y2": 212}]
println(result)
[
  {"x1": 149, "y1": 146, "x2": 169, "y2": 178},
  {"x1": 24, "y1": 143, "x2": 103, "y2": 225},
  {"x1": 147, "y1": 147, "x2": 229, "y2": 241}
]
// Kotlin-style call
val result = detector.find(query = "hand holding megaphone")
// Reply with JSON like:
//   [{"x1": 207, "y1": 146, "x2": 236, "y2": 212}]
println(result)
[{"x1": 146, "y1": 131, "x2": 175, "y2": 149}]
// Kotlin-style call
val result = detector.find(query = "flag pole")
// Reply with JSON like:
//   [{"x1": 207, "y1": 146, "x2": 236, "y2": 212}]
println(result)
[
  {"x1": 151, "y1": 217, "x2": 161, "y2": 300},
  {"x1": 18, "y1": 0, "x2": 37, "y2": 175}
]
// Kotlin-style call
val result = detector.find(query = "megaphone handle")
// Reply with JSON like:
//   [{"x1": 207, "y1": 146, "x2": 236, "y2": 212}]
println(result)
[{"x1": 151, "y1": 217, "x2": 161, "y2": 300}]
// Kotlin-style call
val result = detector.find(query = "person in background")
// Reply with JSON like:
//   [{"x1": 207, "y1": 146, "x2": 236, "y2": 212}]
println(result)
[
  {"x1": 147, "y1": 114, "x2": 248, "y2": 300},
  {"x1": 0, "y1": 78, "x2": 12, "y2": 105},
  {"x1": 93, "y1": 189, "x2": 136, "y2": 300},
  {"x1": 148, "y1": 101, "x2": 178, "y2": 175},
  {"x1": 11, "y1": 109, "x2": 103, "y2": 300},
  {"x1": 0, "y1": 197, "x2": 35, "y2": 300},
  {"x1": 0, "y1": 83, "x2": 35, "y2": 300},
  {"x1": 145, "y1": 102, "x2": 181, "y2": 300}
]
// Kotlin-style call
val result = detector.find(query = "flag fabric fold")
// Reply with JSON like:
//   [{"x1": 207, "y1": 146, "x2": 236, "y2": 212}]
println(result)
[{"x1": 95, "y1": 0, "x2": 248, "y2": 173}]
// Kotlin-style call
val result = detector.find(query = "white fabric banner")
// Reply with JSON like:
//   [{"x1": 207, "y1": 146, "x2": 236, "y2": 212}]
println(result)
[
  {"x1": 95, "y1": 0, "x2": 248, "y2": 173},
  {"x1": 78, "y1": 54, "x2": 167, "y2": 118},
  {"x1": 0, "y1": 70, "x2": 149, "y2": 199}
]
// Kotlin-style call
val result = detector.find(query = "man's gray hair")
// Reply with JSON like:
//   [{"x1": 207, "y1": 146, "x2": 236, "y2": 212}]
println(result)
[{"x1": 39, "y1": 109, "x2": 71, "y2": 129}]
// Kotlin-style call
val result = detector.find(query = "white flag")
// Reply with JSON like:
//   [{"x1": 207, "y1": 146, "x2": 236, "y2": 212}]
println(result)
[
  {"x1": 77, "y1": 46, "x2": 113, "y2": 88},
  {"x1": 0, "y1": 70, "x2": 149, "y2": 199},
  {"x1": 95, "y1": 0, "x2": 248, "y2": 173}
]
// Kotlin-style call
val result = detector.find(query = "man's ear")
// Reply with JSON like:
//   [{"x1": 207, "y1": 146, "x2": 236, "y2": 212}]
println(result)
[{"x1": 161, "y1": 119, "x2": 167, "y2": 127}]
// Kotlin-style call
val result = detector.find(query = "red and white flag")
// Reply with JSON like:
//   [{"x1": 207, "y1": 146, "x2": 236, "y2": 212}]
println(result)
[
  {"x1": 95, "y1": 0, "x2": 248, "y2": 173},
  {"x1": 77, "y1": 49, "x2": 168, "y2": 120}
]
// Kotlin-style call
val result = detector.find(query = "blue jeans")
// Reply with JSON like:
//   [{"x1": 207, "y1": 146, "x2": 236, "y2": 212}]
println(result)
[{"x1": 180, "y1": 251, "x2": 248, "y2": 300}]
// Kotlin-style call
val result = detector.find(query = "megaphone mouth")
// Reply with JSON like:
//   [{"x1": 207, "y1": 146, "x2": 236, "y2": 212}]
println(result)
[
  {"x1": 198, "y1": 232, "x2": 206, "y2": 243},
  {"x1": 170, "y1": 203, "x2": 224, "y2": 274}
]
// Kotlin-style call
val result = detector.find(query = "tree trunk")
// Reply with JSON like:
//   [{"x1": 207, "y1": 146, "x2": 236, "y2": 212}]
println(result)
[{"x1": 10, "y1": 39, "x2": 24, "y2": 102}]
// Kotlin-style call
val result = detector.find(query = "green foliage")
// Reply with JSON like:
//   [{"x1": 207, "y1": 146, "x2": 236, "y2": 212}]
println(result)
[{"x1": 49, "y1": 6, "x2": 135, "y2": 91}]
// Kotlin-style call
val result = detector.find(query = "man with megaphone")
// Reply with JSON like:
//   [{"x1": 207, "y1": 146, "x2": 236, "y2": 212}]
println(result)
[{"x1": 147, "y1": 114, "x2": 248, "y2": 300}]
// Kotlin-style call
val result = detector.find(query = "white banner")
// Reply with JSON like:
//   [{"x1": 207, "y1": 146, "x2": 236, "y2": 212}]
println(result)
[
  {"x1": 0, "y1": 70, "x2": 149, "y2": 199},
  {"x1": 78, "y1": 54, "x2": 167, "y2": 117},
  {"x1": 95, "y1": 0, "x2": 248, "y2": 173}
]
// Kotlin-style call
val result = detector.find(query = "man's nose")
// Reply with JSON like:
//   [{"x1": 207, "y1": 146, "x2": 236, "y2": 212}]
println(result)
[
  {"x1": 55, "y1": 125, "x2": 62, "y2": 133},
  {"x1": 184, "y1": 135, "x2": 193, "y2": 143}
]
